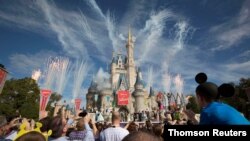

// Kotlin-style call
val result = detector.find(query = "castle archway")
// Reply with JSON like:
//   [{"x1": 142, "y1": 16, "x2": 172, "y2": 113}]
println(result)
[{"x1": 119, "y1": 106, "x2": 129, "y2": 122}]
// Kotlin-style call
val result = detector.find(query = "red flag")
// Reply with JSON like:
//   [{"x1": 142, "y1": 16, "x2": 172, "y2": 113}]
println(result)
[
  {"x1": 75, "y1": 98, "x2": 81, "y2": 111},
  {"x1": 40, "y1": 89, "x2": 52, "y2": 111},
  {"x1": 0, "y1": 68, "x2": 7, "y2": 94},
  {"x1": 117, "y1": 90, "x2": 129, "y2": 105},
  {"x1": 157, "y1": 92, "x2": 163, "y2": 101}
]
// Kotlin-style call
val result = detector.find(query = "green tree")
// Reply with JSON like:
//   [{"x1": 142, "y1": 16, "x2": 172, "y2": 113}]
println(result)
[
  {"x1": 186, "y1": 95, "x2": 200, "y2": 113},
  {"x1": 0, "y1": 77, "x2": 62, "y2": 120},
  {"x1": 220, "y1": 78, "x2": 250, "y2": 117},
  {"x1": 0, "y1": 77, "x2": 40, "y2": 119}
]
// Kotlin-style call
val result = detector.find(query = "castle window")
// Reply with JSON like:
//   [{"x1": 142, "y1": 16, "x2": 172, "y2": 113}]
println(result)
[{"x1": 119, "y1": 65, "x2": 121, "y2": 68}]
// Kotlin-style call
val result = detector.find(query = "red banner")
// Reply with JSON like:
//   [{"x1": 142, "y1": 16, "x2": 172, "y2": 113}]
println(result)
[
  {"x1": 40, "y1": 89, "x2": 52, "y2": 111},
  {"x1": 117, "y1": 90, "x2": 129, "y2": 105},
  {"x1": 75, "y1": 98, "x2": 81, "y2": 111},
  {"x1": 0, "y1": 68, "x2": 7, "y2": 94},
  {"x1": 157, "y1": 92, "x2": 163, "y2": 101}
]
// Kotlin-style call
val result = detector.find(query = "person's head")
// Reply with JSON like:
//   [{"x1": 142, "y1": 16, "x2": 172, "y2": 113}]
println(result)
[
  {"x1": 122, "y1": 131, "x2": 162, "y2": 141},
  {"x1": 49, "y1": 116, "x2": 67, "y2": 139},
  {"x1": 76, "y1": 119, "x2": 85, "y2": 131},
  {"x1": 0, "y1": 115, "x2": 7, "y2": 136},
  {"x1": 152, "y1": 124, "x2": 163, "y2": 137},
  {"x1": 15, "y1": 131, "x2": 46, "y2": 141},
  {"x1": 127, "y1": 122, "x2": 138, "y2": 133},
  {"x1": 39, "y1": 117, "x2": 51, "y2": 133},
  {"x1": 195, "y1": 72, "x2": 235, "y2": 107},
  {"x1": 112, "y1": 111, "x2": 121, "y2": 124},
  {"x1": 196, "y1": 82, "x2": 218, "y2": 107},
  {"x1": 96, "y1": 123, "x2": 103, "y2": 132}
]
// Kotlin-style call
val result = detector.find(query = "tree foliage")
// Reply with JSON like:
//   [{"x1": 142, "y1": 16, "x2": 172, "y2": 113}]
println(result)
[
  {"x1": 0, "y1": 78, "x2": 40, "y2": 119},
  {"x1": 0, "y1": 77, "x2": 62, "y2": 120},
  {"x1": 220, "y1": 78, "x2": 250, "y2": 118}
]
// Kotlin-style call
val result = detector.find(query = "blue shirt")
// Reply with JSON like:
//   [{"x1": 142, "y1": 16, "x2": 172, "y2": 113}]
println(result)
[{"x1": 200, "y1": 101, "x2": 250, "y2": 125}]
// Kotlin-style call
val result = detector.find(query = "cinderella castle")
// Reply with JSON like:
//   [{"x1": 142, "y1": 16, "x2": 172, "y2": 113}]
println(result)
[{"x1": 86, "y1": 29, "x2": 159, "y2": 120}]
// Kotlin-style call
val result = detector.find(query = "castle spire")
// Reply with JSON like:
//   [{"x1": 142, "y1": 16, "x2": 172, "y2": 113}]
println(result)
[{"x1": 128, "y1": 26, "x2": 133, "y2": 44}]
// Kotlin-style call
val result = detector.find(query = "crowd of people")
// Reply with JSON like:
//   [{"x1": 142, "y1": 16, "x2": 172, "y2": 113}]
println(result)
[
  {"x1": 1, "y1": 73, "x2": 250, "y2": 141},
  {"x1": 0, "y1": 111, "x2": 165, "y2": 141}
]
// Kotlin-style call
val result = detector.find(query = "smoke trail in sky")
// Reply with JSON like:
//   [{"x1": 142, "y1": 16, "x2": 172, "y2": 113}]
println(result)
[
  {"x1": 72, "y1": 60, "x2": 90, "y2": 98},
  {"x1": 174, "y1": 74, "x2": 184, "y2": 94},
  {"x1": 106, "y1": 10, "x2": 119, "y2": 51},
  {"x1": 160, "y1": 62, "x2": 171, "y2": 93},
  {"x1": 55, "y1": 57, "x2": 70, "y2": 95},
  {"x1": 174, "y1": 74, "x2": 184, "y2": 105},
  {"x1": 137, "y1": 9, "x2": 173, "y2": 65},
  {"x1": 95, "y1": 68, "x2": 111, "y2": 90},
  {"x1": 79, "y1": 10, "x2": 94, "y2": 41},
  {"x1": 174, "y1": 21, "x2": 190, "y2": 51},
  {"x1": 162, "y1": 72, "x2": 171, "y2": 93},
  {"x1": 43, "y1": 58, "x2": 58, "y2": 90},
  {"x1": 32, "y1": 69, "x2": 41, "y2": 82},
  {"x1": 87, "y1": 0, "x2": 120, "y2": 51},
  {"x1": 37, "y1": 0, "x2": 88, "y2": 58},
  {"x1": 146, "y1": 66, "x2": 154, "y2": 92}
]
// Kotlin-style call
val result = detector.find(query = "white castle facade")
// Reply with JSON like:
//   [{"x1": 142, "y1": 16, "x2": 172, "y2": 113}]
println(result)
[{"x1": 86, "y1": 29, "x2": 158, "y2": 120}]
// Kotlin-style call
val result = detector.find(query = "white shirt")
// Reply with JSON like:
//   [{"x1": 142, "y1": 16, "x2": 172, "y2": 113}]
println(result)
[{"x1": 100, "y1": 127, "x2": 129, "y2": 141}]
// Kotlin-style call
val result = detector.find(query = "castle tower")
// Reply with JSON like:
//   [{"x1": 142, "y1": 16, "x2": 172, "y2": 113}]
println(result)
[
  {"x1": 133, "y1": 69, "x2": 146, "y2": 113},
  {"x1": 111, "y1": 52, "x2": 116, "y2": 89},
  {"x1": 149, "y1": 86, "x2": 157, "y2": 111},
  {"x1": 86, "y1": 81, "x2": 97, "y2": 111},
  {"x1": 126, "y1": 28, "x2": 136, "y2": 90}
]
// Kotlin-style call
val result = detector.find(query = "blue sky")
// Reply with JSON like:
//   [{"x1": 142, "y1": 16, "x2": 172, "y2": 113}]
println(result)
[{"x1": 0, "y1": 0, "x2": 250, "y2": 106}]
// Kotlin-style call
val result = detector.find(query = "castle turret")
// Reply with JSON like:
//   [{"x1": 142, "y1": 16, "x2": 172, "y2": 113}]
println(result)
[
  {"x1": 149, "y1": 86, "x2": 157, "y2": 111},
  {"x1": 111, "y1": 53, "x2": 116, "y2": 89},
  {"x1": 86, "y1": 80, "x2": 97, "y2": 111},
  {"x1": 133, "y1": 69, "x2": 146, "y2": 113},
  {"x1": 126, "y1": 28, "x2": 136, "y2": 90}
]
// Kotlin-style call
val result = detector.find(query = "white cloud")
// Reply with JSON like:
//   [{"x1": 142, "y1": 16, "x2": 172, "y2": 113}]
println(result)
[
  {"x1": 0, "y1": 1, "x2": 48, "y2": 34},
  {"x1": 9, "y1": 51, "x2": 58, "y2": 75},
  {"x1": 87, "y1": 0, "x2": 121, "y2": 52},
  {"x1": 210, "y1": 0, "x2": 250, "y2": 50},
  {"x1": 120, "y1": 0, "x2": 156, "y2": 28},
  {"x1": 36, "y1": 0, "x2": 89, "y2": 58},
  {"x1": 3, "y1": 0, "x2": 249, "y2": 96},
  {"x1": 225, "y1": 61, "x2": 250, "y2": 72},
  {"x1": 238, "y1": 50, "x2": 250, "y2": 58}
]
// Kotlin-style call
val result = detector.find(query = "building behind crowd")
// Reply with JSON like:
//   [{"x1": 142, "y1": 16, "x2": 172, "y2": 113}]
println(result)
[{"x1": 86, "y1": 29, "x2": 158, "y2": 119}]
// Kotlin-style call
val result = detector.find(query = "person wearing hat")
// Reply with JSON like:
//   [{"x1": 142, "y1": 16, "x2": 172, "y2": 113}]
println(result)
[
  {"x1": 185, "y1": 73, "x2": 250, "y2": 125},
  {"x1": 1, "y1": 116, "x2": 21, "y2": 140}
]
